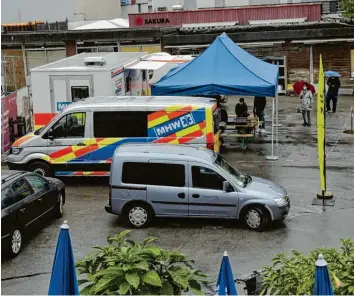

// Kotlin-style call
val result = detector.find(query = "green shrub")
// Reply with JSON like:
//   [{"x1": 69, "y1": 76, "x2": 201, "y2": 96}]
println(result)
[
  {"x1": 76, "y1": 230, "x2": 210, "y2": 295},
  {"x1": 261, "y1": 239, "x2": 354, "y2": 295}
]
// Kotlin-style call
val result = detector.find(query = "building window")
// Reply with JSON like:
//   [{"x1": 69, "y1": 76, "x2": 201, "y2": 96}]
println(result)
[
  {"x1": 157, "y1": 6, "x2": 167, "y2": 11},
  {"x1": 148, "y1": 5, "x2": 153, "y2": 12},
  {"x1": 93, "y1": 111, "x2": 148, "y2": 138},
  {"x1": 71, "y1": 86, "x2": 89, "y2": 102}
]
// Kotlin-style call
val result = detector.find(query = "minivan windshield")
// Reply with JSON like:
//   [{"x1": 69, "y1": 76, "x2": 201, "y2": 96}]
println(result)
[{"x1": 214, "y1": 155, "x2": 249, "y2": 187}]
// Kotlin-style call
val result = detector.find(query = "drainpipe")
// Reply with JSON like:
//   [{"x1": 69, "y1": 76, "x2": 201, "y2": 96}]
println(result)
[{"x1": 310, "y1": 45, "x2": 314, "y2": 84}]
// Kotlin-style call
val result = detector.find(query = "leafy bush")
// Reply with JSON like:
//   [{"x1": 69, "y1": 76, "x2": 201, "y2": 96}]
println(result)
[
  {"x1": 76, "y1": 230, "x2": 210, "y2": 295},
  {"x1": 261, "y1": 239, "x2": 354, "y2": 295}
]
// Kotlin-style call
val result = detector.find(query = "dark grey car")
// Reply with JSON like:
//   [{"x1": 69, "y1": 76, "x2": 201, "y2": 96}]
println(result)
[{"x1": 1, "y1": 170, "x2": 65, "y2": 258}]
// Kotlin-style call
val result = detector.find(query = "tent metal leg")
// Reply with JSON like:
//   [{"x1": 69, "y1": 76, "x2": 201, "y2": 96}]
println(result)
[
  {"x1": 266, "y1": 97, "x2": 279, "y2": 161},
  {"x1": 273, "y1": 95, "x2": 282, "y2": 128}
]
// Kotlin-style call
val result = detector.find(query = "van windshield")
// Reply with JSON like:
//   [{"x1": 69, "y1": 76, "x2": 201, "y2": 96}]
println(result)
[
  {"x1": 35, "y1": 110, "x2": 64, "y2": 135},
  {"x1": 214, "y1": 155, "x2": 247, "y2": 187}
]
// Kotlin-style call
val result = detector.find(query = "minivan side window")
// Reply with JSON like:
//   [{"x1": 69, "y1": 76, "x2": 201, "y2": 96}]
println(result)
[
  {"x1": 122, "y1": 162, "x2": 185, "y2": 187},
  {"x1": 94, "y1": 111, "x2": 148, "y2": 138},
  {"x1": 122, "y1": 162, "x2": 148, "y2": 185},
  {"x1": 51, "y1": 112, "x2": 86, "y2": 138},
  {"x1": 149, "y1": 163, "x2": 185, "y2": 187},
  {"x1": 192, "y1": 166, "x2": 225, "y2": 190}
]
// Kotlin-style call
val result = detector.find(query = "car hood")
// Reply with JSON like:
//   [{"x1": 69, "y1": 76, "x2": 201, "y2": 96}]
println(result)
[{"x1": 244, "y1": 176, "x2": 287, "y2": 199}]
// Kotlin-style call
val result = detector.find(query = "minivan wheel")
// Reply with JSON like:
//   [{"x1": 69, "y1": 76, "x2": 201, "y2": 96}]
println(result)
[
  {"x1": 8, "y1": 227, "x2": 23, "y2": 258},
  {"x1": 28, "y1": 162, "x2": 52, "y2": 177},
  {"x1": 243, "y1": 206, "x2": 269, "y2": 232},
  {"x1": 125, "y1": 203, "x2": 152, "y2": 228}
]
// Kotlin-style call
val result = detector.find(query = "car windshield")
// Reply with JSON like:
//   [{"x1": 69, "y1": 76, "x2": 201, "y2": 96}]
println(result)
[{"x1": 214, "y1": 155, "x2": 248, "y2": 187}]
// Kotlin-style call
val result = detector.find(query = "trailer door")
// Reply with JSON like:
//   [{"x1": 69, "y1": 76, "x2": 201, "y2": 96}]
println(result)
[{"x1": 50, "y1": 75, "x2": 93, "y2": 113}]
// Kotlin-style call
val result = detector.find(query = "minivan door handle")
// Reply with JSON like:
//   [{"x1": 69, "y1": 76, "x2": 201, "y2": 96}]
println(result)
[
  {"x1": 177, "y1": 193, "x2": 185, "y2": 199},
  {"x1": 192, "y1": 194, "x2": 200, "y2": 199},
  {"x1": 19, "y1": 208, "x2": 26, "y2": 213},
  {"x1": 76, "y1": 142, "x2": 86, "y2": 146}
]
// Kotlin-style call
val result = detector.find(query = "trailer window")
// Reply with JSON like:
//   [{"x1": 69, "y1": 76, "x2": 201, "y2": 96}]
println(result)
[
  {"x1": 71, "y1": 86, "x2": 89, "y2": 102},
  {"x1": 94, "y1": 111, "x2": 148, "y2": 138}
]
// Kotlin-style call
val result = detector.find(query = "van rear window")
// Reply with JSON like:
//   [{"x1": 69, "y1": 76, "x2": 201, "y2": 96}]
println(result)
[
  {"x1": 122, "y1": 162, "x2": 148, "y2": 185},
  {"x1": 94, "y1": 111, "x2": 148, "y2": 138},
  {"x1": 122, "y1": 162, "x2": 185, "y2": 187}
]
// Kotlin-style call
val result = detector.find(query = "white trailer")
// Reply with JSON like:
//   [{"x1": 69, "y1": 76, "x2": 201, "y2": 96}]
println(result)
[{"x1": 30, "y1": 52, "x2": 156, "y2": 128}]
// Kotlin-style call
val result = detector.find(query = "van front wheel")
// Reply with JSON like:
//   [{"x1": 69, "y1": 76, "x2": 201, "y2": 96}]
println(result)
[
  {"x1": 125, "y1": 203, "x2": 153, "y2": 228},
  {"x1": 28, "y1": 162, "x2": 52, "y2": 177}
]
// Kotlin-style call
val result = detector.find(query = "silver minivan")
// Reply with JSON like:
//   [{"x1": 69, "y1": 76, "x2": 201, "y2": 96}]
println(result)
[{"x1": 106, "y1": 144, "x2": 290, "y2": 231}]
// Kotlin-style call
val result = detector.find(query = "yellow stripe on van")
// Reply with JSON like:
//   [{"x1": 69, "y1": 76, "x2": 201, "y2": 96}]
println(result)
[
  {"x1": 165, "y1": 105, "x2": 200, "y2": 113},
  {"x1": 205, "y1": 108, "x2": 213, "y2": 136},
  {"x1": 168, "y1": 139, "x2": 180, "y2": 144},
  {"x1": 96, "y1": 138, "x2": 123, "y2": 147},
  {"x1": 148, "y1": 115, "x2": 169, "y2": 129},
  {"x1": 175, "y1": 124, "x2": 201, "y2": 138},
  {"x1": 51, "y1": 152, "x2": 77, "y2": 164}
]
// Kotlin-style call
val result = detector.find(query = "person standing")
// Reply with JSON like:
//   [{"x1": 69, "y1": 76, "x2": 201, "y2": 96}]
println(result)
[
  {"x1": 300, "y1": 84, "x2": 313, "y2": 126},
  {"x1": 253, "y1": 96, "x2": 266, "y2": 133},
  {"x1": 326, "y1": 76, "x2": 341, "y2": 113}
]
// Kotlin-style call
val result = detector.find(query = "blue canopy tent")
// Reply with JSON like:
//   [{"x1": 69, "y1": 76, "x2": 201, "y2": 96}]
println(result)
[
  {"x1": 152, "y1": 33, "x2": 280, "y2": 159},
  {"x1": 152, "y1": 33, "x2": 278, "y2": 97}
]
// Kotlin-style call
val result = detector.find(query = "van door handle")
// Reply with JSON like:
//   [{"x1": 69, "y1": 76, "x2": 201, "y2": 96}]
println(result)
[
  {"x1": 37, "y1": 198, "x2": 43, "y2": 203},
  {"x1": 20, "y1": 208, "x2": 26, "y2": 213},
  {"x1": 192, "y1": 194, "x2": 200, "y2": 199},
  {"x1": 76, "y1": 142, "x2": 86, "y2": 146},
  {"x1": 177, "y1": 193, "x2": 185, "y2": 199}
]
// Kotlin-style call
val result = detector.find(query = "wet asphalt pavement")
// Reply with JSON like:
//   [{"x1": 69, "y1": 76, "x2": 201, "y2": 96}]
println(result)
[{"x1": 2, "y1": 96, "x2": 354, "y2": 295}]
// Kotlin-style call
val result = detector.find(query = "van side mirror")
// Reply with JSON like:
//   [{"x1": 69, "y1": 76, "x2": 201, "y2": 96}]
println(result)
[
  {"x1": 223, "y1": 181, "x2": 230, "y2": 192},
  {"x1": 48, "y1": 129, "x2": 54, "y2": 140}
]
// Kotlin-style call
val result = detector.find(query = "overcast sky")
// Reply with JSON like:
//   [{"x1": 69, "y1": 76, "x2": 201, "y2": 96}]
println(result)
[{"x1": 1, "y1": 0, "x2": 75, "y2": 23}]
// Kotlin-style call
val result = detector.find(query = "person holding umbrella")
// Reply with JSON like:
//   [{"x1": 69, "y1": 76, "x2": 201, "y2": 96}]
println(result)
[{"x1": 299, "y1": 83, "x2": 313, "y2": 126}]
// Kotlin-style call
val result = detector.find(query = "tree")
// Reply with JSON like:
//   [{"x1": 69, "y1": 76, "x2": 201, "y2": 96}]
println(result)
[
  {"x1": 340, "y1": 0, "x2": 354, "y2": 20},
  {"x1": 261, "y1": 239, "x2": 354, "y2": 295},
  {"x1": 76, "y1": 230, "x2": 210, "y2": 295}
]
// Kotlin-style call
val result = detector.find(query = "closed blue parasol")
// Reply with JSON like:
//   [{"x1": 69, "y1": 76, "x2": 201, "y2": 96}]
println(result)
[
  {"x1": 48, "y1": 220, "x2": 79, "y2": 295},
  {"x1": 215, "y1": 251, "x2": 237, "y2": 296},
  {"x1": 325, "y1": 71, "x2": 341, "y2": 77},
  {"x1": 313, "y1": 254, "x2": 334, "y2": 295}
]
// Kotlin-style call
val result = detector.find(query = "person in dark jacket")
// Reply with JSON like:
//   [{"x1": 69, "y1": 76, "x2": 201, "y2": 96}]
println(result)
[
  {"x1": 326, "y1": 77, "x2": 341, "y2": 113},
  {"x1": 253, "y1": 96, "x2": 266, "y2": 131},
  {"x1": 235, "y1": 98, "x2": 248, "y2": 117}
]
